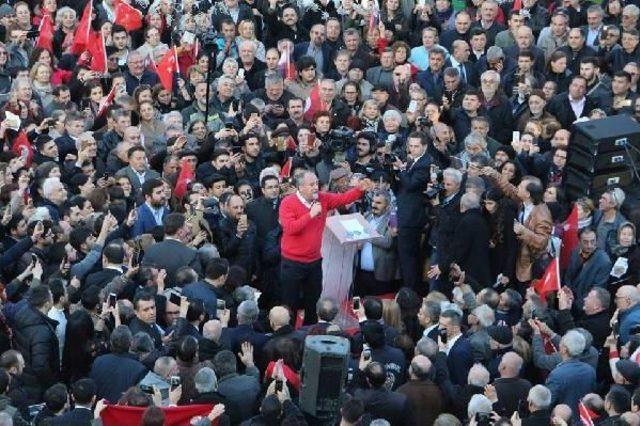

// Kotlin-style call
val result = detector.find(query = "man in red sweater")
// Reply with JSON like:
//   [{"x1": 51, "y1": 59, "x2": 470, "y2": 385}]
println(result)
[{"x1": 279, "y1": 170, "x2": 373, "y2": 324}]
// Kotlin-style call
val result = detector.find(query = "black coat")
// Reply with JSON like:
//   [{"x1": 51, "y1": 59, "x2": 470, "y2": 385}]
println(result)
[
  {"x1": 84, "y1": 268, "x2": 122, "y2": 290},
  {"x1": 245, "y1": 197, "x2": 280, "y2": 246},
  {"x1": 190, "y1": 391, "x2": 237, "y2": 425},
  {"x1": 141, "y1": 239, "x2": 202, "y2": 286},
  {"x1": 89, "y1": 353, "x2": 147, "y2": 403},
  {"x1": 12, "y1": 305, "x2": 60, "y2": 397},
  {"x1": 219, "y1": 217, "x2": 258, "y2": 277},
  {"x1": 353, "y1": 387, "x2": 411, "y2": 425},
  {"x1": 450, "y1": 208, "x2": 492, "y2": 287},
  {"x1": 546, "y1": 93, "x2": 596, "y2": 129},
  {"x1": 395, "y1": 154, "x2": 431, "y2": 229},
  {"x1": 522, "y1": 409, "x2": 552, "y2": 426},
  {"x1": 51, "y1": 407, "x2": 93, "y2": 426},
  {"x1": 483, "y1": 94, "x2": 515, "y2": 143}
]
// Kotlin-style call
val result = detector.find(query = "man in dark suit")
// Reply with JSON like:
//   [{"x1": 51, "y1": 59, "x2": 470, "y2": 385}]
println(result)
[
  {"x1": 116, "y1": 146, "x2": 161, "y2": 194},
  {"x1": 439, "y1": 310, "x2": 474, "y2": 386},
  {"x1": 221, "y1": 300, "x2": 268, "y2": 356},
  {"x1": 446, "y1": 40, "x2": 479, "y2": 88},
  {"x1": 394, "y1": 131, "x2": 431, "y2": 290},
  {"x1": 449, "y1": 193, "x2": 491, "y2": 288},
  {"x1": 546, "y1": 75, "x2": 595, "y2": 129},
  {"x1": 293, "y1": 24, "x2": 333, "y2": 76},
  {"x1": 352, "y1": 361, "x2": 411, "y2": 425},
  {"x1": 504, "y1": 26, "x2": 546, "y2": 74},
  {"x1": 416, "y1": 47, "x2": 447, "y2": 102},
  {"x1": 84, "y1": 243, "x2": 125, "y2": 290},
  {"x1": 219, "y1": 195, "x2": 258, "y2": 278},
  {"x1": 131, "y1": 179, "x2": 169, "y2": 238},
  {"x1": 54, "y1": 112, "x2": 85, "y2": 160},
  {"x1": 142, "y1": 213, "x2": 202, "y2": 286},
  {"x1": 52, "y1": 378, "x2": 96, "y2": 426},
  {"x1": 246, "y1": 175, "x2": 280, "y2": 251},
  {"x1": 440, "y1": 11, "x2": 472, "y2": 51}
]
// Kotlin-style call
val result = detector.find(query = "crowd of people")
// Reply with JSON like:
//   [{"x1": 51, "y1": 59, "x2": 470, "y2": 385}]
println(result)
[{"x1": 1, "y1": 0, "x2": 640, "y2": 424}]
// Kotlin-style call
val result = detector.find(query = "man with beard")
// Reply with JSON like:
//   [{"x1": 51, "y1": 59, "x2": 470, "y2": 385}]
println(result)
[
  {"x1": 116, "y1": 146, "x2": 161, "y2": 194},
  {"x1": 349, "y1": 132, "x2": 381, "y2": 176},
  {"x1": 131, "y1": 179, "x2": 169, "y2": 237},
  {"x1": 38, "y1": 178, "x2": 66, "y2": 222},
  {"x1": 32, "y1": 136, "x2": 60, "y2": 166},
  {"x1": 219, "y1": 195, "x2": 258, "y2": 277},
  {"x1": 240, "y1": 134, "x2": 267, "y2": 189},
  {"x1": 602, "y1": 71, "x2": 637, "y2": 116}
]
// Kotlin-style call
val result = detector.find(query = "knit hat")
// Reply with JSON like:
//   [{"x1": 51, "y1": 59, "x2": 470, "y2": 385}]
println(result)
[
  {"x1": 0, "y1": 5, "x2": 13, "y2": 19},
  {"x1": 487, "y1": 325, "x2": 513, "y2": 346}
]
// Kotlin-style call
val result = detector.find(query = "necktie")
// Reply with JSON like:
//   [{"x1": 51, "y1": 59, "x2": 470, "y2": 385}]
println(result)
[{"x1": 459, "y1": 64, "x2": 467, "y2": 83}]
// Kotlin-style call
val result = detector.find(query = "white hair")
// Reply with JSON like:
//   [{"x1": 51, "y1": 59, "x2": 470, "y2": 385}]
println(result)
[
  {"x1": 561, "y1": 330, "x2": 586, "y2": 357},
  {"x1": 382, "y1": 109, "x2": 402, "y2": 123},
  {"x1": 443, "y1": 167, "x2": 463, "y2": 185},
  {"x1": 28, "y1": 207, "x2": 52, "y2": 224},
  {"x1": 162, "y1": 111, "x2": 183, "y2": 127},
  {"x1": 468, "y1": 394, "x2": 493, "y2": 420},
  {"x1": 528, "y1": 385, "x2": 552, "y2": 410},
  {"x1": 42, "y1": 177, "x2": 62, "y2": 199},
  {"x1": 468, "y1": 363, "x2": 490, "y2": 387},
  {"x1": 472, "y1": 305, "x2": 495, "y2": 328}
]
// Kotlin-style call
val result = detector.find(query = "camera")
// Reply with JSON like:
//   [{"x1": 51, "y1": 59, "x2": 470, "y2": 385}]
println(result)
[
  {"x1": 416, "y1": 117, "x2": 431, "y2": 127},
  {"x1": 439, "y1": 328, "x2": 448, "y2": 344},
  {"x1": 326, "y1": 126, "x2": 355, "y2": 153},
  {"x1": 424, "y1": 171, "x2": 444, "y2": 199},
  {"x1": 476, "y1": 412, "x2": 491, "y2": 426}
]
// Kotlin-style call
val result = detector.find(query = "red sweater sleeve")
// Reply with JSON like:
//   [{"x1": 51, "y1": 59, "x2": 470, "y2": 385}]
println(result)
[
  {"x1": 279, "y1": 195, "x2": 312, "y2": 235},
  {"x1": 321, "y1": 188, "x2": 364, "y2": 211}
]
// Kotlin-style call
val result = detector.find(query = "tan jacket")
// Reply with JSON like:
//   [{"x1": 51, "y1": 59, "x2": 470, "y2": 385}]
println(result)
[{"x1": 497, "y1": 177, "x2": 553, "y2": 282}]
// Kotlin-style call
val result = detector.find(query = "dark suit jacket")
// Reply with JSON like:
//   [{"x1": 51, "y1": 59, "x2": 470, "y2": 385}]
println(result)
[
  {"x1": 416, "y1": 68, "x2": 445, "y2": 101},
  {"x1": 353, "y1": 387, "x2": 411, "y2": 425},
  {"x1": 221, "y1": 324, "x2": 269, "y2": 356},
  {"x1": 444, "y1": 59, "x2": 479, "y2": 88},
  {"x1": 54, "y1": 133, "x2": 77, "y2": 159},
  {"x1": 142, "y1": 239, "x2": 202, "y2": 285},
  {"x1": 51, "y1": 407, "x2": 93, "y2": 426},
  {"x1": 293, "y1": 42, "x2": 332, "y2": 75},
  {"x1": 115, "y1": 166, "x2": 161, "y2": 193},
  {"x1": 446, "y1": 336, "x2": 474, "y2": 386},
  {"x1": 84, "y1": 267, "x2": 122, "y2": 290},
  {"x1": 218, "y1": 217, "x2": 258, "y2": 277},
  {"x1": 546, "y1": 92, "x2": 596, "y2": 129},
  {"x1": 396, "y1": 154, "x2": 431, "y2": 228},
  {"x1": 246, "y1": 197, "x2": 280, "y2": 245},
  {"x1": 450, "y1": 208, "x2": 491, "y2": 287},
  {"x1": 504, "y1": 45, "x2": 546, "y2": 74}
]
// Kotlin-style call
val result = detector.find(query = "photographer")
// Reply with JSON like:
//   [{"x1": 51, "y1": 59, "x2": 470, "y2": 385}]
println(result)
[
  {"x1": 394, "y1": 131, "x2": 432, "y2": 290},
  {"x1": 349, "y1": 132, "x2": 381, "y2": 177}
]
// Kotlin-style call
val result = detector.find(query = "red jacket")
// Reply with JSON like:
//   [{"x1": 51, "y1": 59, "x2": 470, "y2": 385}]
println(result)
[{"x1": 279, "y1": 189, "x2": 363, "y2": 263}]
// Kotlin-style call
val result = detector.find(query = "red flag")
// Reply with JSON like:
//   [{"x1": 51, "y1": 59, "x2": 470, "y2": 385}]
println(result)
[
  {"x1": 286, "y1": 136, "x2": 297, "y2": 151},
  {"x1": 97, "y1": 84, "x2": 117, "y2": 118},
  {"x1": 278, "y1": 47, "x2": 296, "y2": 81},
  {"x1": 560, "y1": 204, "x2": 579, "y2": 269},
  {"x1": 157, "y1": 48, "x2": 178, "y2": 92},
  {"x1": 513, "y1": 0, "x2": 522, "y2": 10},
  {"x1": 35, "y1": 15, "x2": 54, "y2": 52},
  {"x1": 100, "y1": 404, "x2": 219, "y2": 426},
  {"x1": 579, "y1": 401, "x2": 597, "y2": 426},
  {"x1": 146, "y1": 54, "x2": 158, "y2": 74},
  {"x1": 11, "y1": 132, "x2": 33, "y2": 168},
  {"x1": 533, "y1": 257, "x2": 561, "y2": 298},
  {"x1": 303, "y1": 82, "x2": 328, "y2": 122},
  {"x1": 174, "y1": 158, "x2": 195, "y2": 199},
  {"x1": 70, "y1": 1, "x2": 93, "y2": 55},
  {"x1": 88, "y1": 32, "x2": 108, "y2": 74},
  {"x1": 280, "y1": 157, "x2": 292, "y2": 180},
  {"x1": 114, "y1": 0, "x2": 144, "y2": 32}
]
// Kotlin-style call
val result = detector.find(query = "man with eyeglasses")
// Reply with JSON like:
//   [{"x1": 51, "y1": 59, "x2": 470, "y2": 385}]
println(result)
[{"x1": 614, "y1": 286, "x2": 640, "y2": 344}]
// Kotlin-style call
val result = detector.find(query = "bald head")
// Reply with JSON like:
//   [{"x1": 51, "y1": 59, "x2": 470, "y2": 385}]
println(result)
[
  {"x1": 498, "y1": 351, "x2": 523, "y2": 378},
  {"x1": 617, "y1": 285, "x2": 640, "y2": 311},
  {"x1": 269, "y1": 306, "x2": 291, "y2": 330},
  {"x1": 410, "y1": 355, "x2": 433, "y2": 380}
]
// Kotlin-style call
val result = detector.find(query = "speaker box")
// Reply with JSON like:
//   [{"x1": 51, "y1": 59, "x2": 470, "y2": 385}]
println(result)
[
  {"x1": 570, "y1": 115, "x2": 640, "y2": 155},
  {"x1": 299, "y1": 335, "x2": 350, "y2": 419}
]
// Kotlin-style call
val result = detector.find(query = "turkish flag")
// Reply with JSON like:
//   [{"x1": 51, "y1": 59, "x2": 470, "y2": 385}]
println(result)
[
  {"x1": 157, "y1": 48, "x2": 178, "y2": 92},
  {"x1": 174, "y1": 158, "x2": 195, "y2": 199},
  {"x1": 114, "y1": 0, "x2": 144, "y2": 32},
  {"x1": 70, "y1": 1, "x2": 92, "y2": 55},
  {"x1": 280, "y1": 157, "x2": 293, "y2": 180},
  {"x1": 579, "y1": 401, "x2": 597, "y2": 426},
  {"x1": 303, "y1": 82, "x2": 328, "y2": 122},
  {"x1": 560, "y1": 204, "x2": 579, "y2": 269},
  {"x1": 100, "y1": 404, "x2": 218, "y2": 426},
  {"x1": 278, "y1": 47, "x2": 296, "y2": 81},
  {"x1": 88, "y1": 32, "x2": 108, "y2": 74},
  {"x1": 35, "y1": 14, "x2": 54, "y2": 52},
  {"x1": 97, "y1": 84, "x2": 117, "y2": 118},
  {"x1": 11, "y1": 131, "x2": 33, "y2": 168},
  {"x1": 533, "y1": 257, "x2": 560, "y2": 298}
]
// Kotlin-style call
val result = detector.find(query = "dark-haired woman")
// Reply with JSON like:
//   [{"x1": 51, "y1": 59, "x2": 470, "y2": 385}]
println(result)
[{"x1": 483, "y1": 188, "x2": 518, "y2": 286}]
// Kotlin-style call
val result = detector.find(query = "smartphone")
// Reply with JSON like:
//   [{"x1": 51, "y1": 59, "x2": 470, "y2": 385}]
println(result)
[
  {"x1": 275, "y1": 379, "x2": 283, "y2": 392},
  {"x1": 108, "y1": 293, "x2": 117, "y2": 308},
  {"x1": 439, "y1": 328, "x2": 448, "y2": 344},
  {"x1": 131, "y1": 250, "x2": 140, "y2": 268},
  {"x1": 238, "y1": 68, "x2": 245, "y2": 79},
  {"x1": 240, "y1": 214, "x2": 248, "y2": 226},
  {"x1": 170, "y1": 376, "x2": 181, "y2": 391},
  {"x1": 169, "y1": 291, "x2": 182, "y2": 306},
  {"x1": 307, "y1": 134, "x2": 317, "y2": 149},
  {"x1": 407, "y1": 100, "x2": 418, "y2": 114},
  {"x1": 217, "y1": 299, "x2": 226, "y2": 310},
  {"x1": 140, "y1": 384, "x2": 154, "y2": 394},
  {"x1": 353, "y1": 296, "x2": 361, "y2": 310},
  {"x1": 512, "y1": 131, "x2": 520, "y2": 143},
  {"x1": 31, "y1": 253, "x2": 38, "y2": 267}
]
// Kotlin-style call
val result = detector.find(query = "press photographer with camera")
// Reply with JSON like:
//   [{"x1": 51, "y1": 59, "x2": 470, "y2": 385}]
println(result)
[{"x1": 348, "y1": 132, "x2": 381, "y2": 177}]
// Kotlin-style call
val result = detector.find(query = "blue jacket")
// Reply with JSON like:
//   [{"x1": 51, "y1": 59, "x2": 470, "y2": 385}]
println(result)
[
  {"x1": 416, "y1": 68, "x2": 444, "y2": 101},
  {"x1": 182, "y1": 281, "x2": 218, "y2": 319},
  {"x1": 564, "y1": 248, "x2": 611, "y2": 311},
  {"x1": 546, "y1": 358, "x2": 595, "y2": 414},
  {"x1": 131, "y1": 203, "x2": 169, "y2": 237},
  {"x1": 447, "y1": 336, "x2": 475, "y2": 386},
  {"x1": 89, "y1": 353, "x2": 147, "y2": 403},
  {"x1": 619, "y1": 304, "x2": 640, "y2": 345}
]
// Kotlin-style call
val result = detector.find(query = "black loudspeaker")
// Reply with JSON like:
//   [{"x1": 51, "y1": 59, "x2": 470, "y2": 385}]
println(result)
[
  {"x1": 299, "y1": 335, "x2": 350, "y2": 419},
  {"x1": 565, "y1": 115, "x2": 640, "y2": 200}
]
